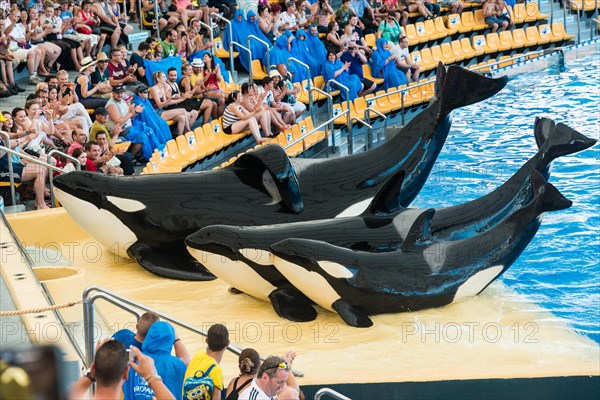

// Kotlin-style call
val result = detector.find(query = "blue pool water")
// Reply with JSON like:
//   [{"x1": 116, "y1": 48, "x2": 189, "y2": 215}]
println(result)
[{"x1": 411, "y1": 48, "x2": 600, "y2": 343}]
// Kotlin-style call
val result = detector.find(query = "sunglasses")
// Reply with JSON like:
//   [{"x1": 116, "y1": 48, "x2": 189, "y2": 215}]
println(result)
[
  {"x1": 264, "y1": 361, "x2": 288, "y2": 372},
  {"x1": 140, "y1": 91, "x2": 149, "y2": 94}
]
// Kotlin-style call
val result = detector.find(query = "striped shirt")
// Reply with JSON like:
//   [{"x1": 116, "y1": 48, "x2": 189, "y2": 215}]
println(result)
[
  {"x1": 222, "y1": 105, "x2": 243, "y2": 128},
  {"x1": 238, "y1": 380, "x2": 271, "y2": 400}
]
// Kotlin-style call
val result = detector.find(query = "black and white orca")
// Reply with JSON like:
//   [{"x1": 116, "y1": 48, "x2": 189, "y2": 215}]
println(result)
[
  {"x1": 54, "y1": 64, "x2": 507, "y2": 281},
  {"x1": 269, "y1": 171, "x2": 572, "y2": 327},
  {"x1": 185, "y1": 118, "x2": 595, "y2": 321}
]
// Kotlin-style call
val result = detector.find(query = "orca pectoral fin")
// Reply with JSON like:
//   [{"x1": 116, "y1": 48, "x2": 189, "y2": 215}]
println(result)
[
  {"x1": 128, "y1": 241, "x2": 216, "y2": 281},
  {"x1": 332, "y1": 299, "x2": 373, "y2": 328},
  {"x1": 269, "y1": 285, "x2": 317, "y2": 322},
  {"x1": 234, "y1": 145, "x2": 304, "y2": 214}
]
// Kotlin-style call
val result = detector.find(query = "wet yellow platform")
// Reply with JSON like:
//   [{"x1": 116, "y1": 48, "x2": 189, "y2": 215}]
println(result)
[{"x1": 4, "y1": 208, "x2": 599, "y2": 388}]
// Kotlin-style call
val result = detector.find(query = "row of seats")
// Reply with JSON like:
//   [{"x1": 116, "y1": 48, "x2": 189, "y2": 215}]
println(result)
[
  {"x1": 569, "y1": 0, "x2": 600, "y2": 11},
  {"x1": 143, "y1": 115, "x2": 328, "y2": 174},
  {"x1": 409, "y1": 23, "x2": 573, "y2": 72}
]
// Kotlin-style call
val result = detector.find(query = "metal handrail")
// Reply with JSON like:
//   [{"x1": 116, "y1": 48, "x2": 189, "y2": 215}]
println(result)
[
  {"x1": 288, "y1": 58, "x2": 314, "y2": 122},
  {"x1": 47, "y1": 149, "x2": 81, "y2": 208},
  {"x1": 0, "y1": 131, "x2": 16, "y2": 206},
  {"x1": 211, "y1": 12, "x2": 235, "y2": 79},
  {"x1": 564, "y1": 0, "x2": 582, "y2": 44},
  {"x1": 197, "y1": 20, "x2": 215, "y2": 56},
  {"x1": 350, "y1": 116, "x2": 372, "y2": 154},
  {"x1": 230, "y1": 41, "x2": 253, "y2": 82},
  {"x1": 592, "y1": 18, "x2": 600, "y2": 40},
  {"x1": 82, "y1": 286, "x2": 304, "y2": 377},
  {"x1": 284, "y1": 114, "x2": 337, "y2": 151},
  {"x1": 248, "y1": 35, "x2": 271, "y2": 74},
  {"x1": 326, "y1": 79, "x2": 353, "y2": 152},
  {"x1": 469, "y1": 49, "x2": 554, "y2": 73},
  {"x1": 364, "y1": 107, "x2": 387, "y2": 149},
  {"x1": 314, "y1": 388, "x2": 351, "y2": 400}
]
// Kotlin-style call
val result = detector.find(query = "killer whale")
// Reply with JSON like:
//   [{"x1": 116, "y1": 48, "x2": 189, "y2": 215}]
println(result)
[
  {"x1": 54, "y1": 64, "x2": 507, "y2": 280},
  {"x1": 185, "y1": 118, "x2": 595, "y2": 321},
  {"x1": 270, "y1": 170, "x2": 572, "y2": 327}
]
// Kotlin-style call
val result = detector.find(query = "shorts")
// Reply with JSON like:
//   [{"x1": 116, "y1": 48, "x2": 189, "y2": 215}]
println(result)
[
  {"x1": 0, "y1": 160, "x2": 24, "y2": 183},
  {"x1": 398, "y1": 66, "x2": 418, "y2": 74},
  {"x1": 361, "y1": 78, "x2": 375, "y2": 89},
  {"x1": 223, "y1": 125, "x2": 233, "y2": 134},
  {"x1": 485, "y1": 15, "x2": 511, "y2": 26},
  {"x1": 10, "y1": 48, "x2": 32, "y2": 64}
]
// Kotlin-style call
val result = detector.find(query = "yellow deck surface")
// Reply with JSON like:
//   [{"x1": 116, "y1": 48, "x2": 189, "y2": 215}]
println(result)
[{"x1": 5, "y1": 208, "x2": 600, "y2": 386}]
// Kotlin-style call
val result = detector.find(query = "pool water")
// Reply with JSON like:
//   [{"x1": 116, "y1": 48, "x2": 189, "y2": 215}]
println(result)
[{"x1": 411, "y1": 49, "x2": 600, "y2": 343}]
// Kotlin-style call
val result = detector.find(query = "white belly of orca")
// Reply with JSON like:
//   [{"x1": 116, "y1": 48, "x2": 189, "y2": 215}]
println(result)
[
  {"x1": 54, "y1": 188, "x2": 137, "y2": 259},
  {"x1": 453, "y1": 265, "x2": 503, "y2": 301},
  {"x1": 187, "y1": 248, "x2": 276, "y2": 301},
  {"x1": 273, "y1": 255, "x2": 341, "y2": 312}
]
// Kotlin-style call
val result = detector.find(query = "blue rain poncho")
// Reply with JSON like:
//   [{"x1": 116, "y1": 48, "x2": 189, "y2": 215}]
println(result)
[
  {"x1": 306, "y1": 25, "x2": 328, "y2": 62},
  {"x1": 290, "y1": 29, "x2": 322, "y2": 78},
  {"x1": 224, "y1": 9, "x2": 267, "y2": 73},
  {"x1": 132, "y1": 94, "x2": 172, "y2": 146},
  {"x1": 323, "y1": 56, "x2": 362, "y2": 101},
  {"x1": 370, "y1": 38, "x2": 407, "y2": 90},
  {"x1": 266, "y1": 35, "x2": 308, "y2": 83}
]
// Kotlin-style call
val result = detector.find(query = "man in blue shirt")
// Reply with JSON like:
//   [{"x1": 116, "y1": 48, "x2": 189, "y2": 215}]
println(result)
[{"x1": 340, "y1": 46, "x2": 377, "y2": 97}]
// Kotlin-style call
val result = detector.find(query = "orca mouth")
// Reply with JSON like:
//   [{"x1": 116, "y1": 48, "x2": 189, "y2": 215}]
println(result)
[{"x1": 185, "y1": 239, "x2": 240, "y2": 261}]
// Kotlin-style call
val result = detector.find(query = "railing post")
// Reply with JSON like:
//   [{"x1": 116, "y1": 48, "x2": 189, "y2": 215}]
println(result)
[
  {"x1": 197, "y1": 20, "x2": 215, "y2": 56},
  {"x1": 137, "y1": 0, "x2": 143, "y2": 31},
  {"x1": 0, "y1": 131, "x2": 16, "y2": 207},
  {"x1": 288, "y1": 58, "x2": 313, "y2": 122},
  {"x1": 400, "y1": 89, "x2": 406, "y2": 127},
  {"x1": 230, "y1": 41, "x2": 253, "y2": 82},
  {"x1": 248, "y1": 35, "x2": 271, "y2": 75},
  {"x1": 326, "y1": 79, "x2": 352, "y2": 154},
  {"x1": 83, "y1": 292, "x2": 95, "y2": 367},
  {"x1": 47, "y1": 149, "x2": 81, "y2": 208},
  {"x1": 364, "y1": 109, "x2": 371, "y2": 150},
  {"x1": 153, "y1": 0, "x2": 160, "y2": 40},
  {"x1": 592, "y1": 18, "x2": 600, "y2": 40},
  {"x1": 211, "y1": 13, "x2": 235, "y2": 80}
]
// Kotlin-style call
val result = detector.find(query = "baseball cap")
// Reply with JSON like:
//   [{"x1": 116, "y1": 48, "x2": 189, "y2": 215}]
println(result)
[{"x1": 112, "y1": 85, "x2": 126, "y2": 93}]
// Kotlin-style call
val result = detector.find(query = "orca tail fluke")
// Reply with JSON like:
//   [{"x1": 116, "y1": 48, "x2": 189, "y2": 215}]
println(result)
[
  {"x1": 535, "y1": 117, "x2": 597, "y2": 162},
  {"x1": 530, "y1": 170, "x2": 573, "y2": 213},
  {"x1": 437, "y1": 64, "x2": 508, "y2": 117}
]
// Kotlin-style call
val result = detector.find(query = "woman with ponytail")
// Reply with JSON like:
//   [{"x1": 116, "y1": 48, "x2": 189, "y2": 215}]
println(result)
[{"x1": 225, "y1": 348, "x2": 260, "y2": 400}]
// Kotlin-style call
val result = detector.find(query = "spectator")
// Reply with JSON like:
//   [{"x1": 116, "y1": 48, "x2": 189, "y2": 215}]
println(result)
[
  {"x1": 3, "y1": 7, "x2": 46, "y2": 84},
  {"x1": 325, "y1": 21, "x2": 345, "y2": 57},
  {"x1": 26, "y1": 7, "x2": 61, "y2": 75},
  {"x1": 184, "y1": 323, "x2": 230, "y2": 400},
  {"x1": 241, "y1": 82, "x2": 289, "y2": 133},
  {"x1": 69, "y1": 339, "x2": 177, "y2": 400},
  {"x1": 142, "y1": 0, "x2": 178, "y2": 32},
  {"x1": 377, "y1": 12, "x2": 403, "y2": 47},
  {"x1": 91, "y1": 52, "x2": 113, "y2": 97},
  {"x1": 266, "y1": 34, "x2": 308, "y2": 83},
  {"x1": 238, "y1": 356, "x2": 289, "y2": 400},
  {"x1": 438, "y1": 0, "x2": 464, "y2": 14},
  {"x1": 323, "y1": 50, "x2": 363, "y2": 101},
  {"x1": 221, "y1": 90, "x2": 272, "y2": 144},
  {"x1": 67, "y1": 129, "x2": 89, "y2": 156},
  {"x1": 179, "y1": 63, "x2": 214, "y2": 125},
  {"x1": 396, "y1": 36, "x2": 420, "y2": 82},
  {"x1": 370, "y1": 38, "x2": 408, "y2": 90},
  {"x1": 108, "y1": 0, "x2": 134, "y2": 41},
  {"x1": 162, "y1": 29, "x2": 179, "y2": 58},
  {"x1": 423, "y1": 0, "x2": 441, "y2": 18},
  {"x1": 335, "y1": 0, "x2": 356, "y2": 29},
  {"x1": 295, "y1": 0, "x2": 311, "y2": 29},
  {"x1": 483, "y1": 0, "x2": 514, "y2": 33},
  {"x1": 306, "y1": 24, "x2": 328, "y2": 61},
  {"x1": 201, "y1": 53, "x2": 226, "y2": 116},
  {"x1": 63, "y1": 147, "x2": 87, "y2": 172},
  {"x1": 56, "y1": 69, "x2": 94, "y2": 133},
  {"x1": 149, "y1": 71, "x2": 195, "y2": 137},
  {"x1": 75, "y1": 57, "x2": 110, "y2": 109},
  {"x1": 275, "y1": 64, "x2": 307, "y2": 120},
  {"x1": 280, "y1": 1, "x2": 300, "y2": 33},
  {"x1": 310, "y1": 0, "x2": 334, "y2": 33},
  {"x1": 290, "y1": 29, "x2": 322, "y2": 78},
  {"x1": 0, "y1": 132, "x2": 49, "y2": 210},
  {"x1": 113, "y1": 311, "x2": 160, "y2": 350},
  {"x1": 401, "y1": 0, "x2": 433, "y2": 20},
  {"x1": 257, "y1": 4, "x2": 276, "y2": 42},
  {"x1": 260, "y1": 75, "x2": 294, "y2": 125},
  {"x1": 92, "y1": 0, "x2": 123, "y2": 50},
  {"x1": 340, "y1": 46, "x2": 377, "y2": 96},
  {"x1": 45, "y1": 3, "x2": 85, "y2": 69},
  {"x1": 225, "y1": 348, "x2": 261, "y2": 400},
  {"x1": 349, "y1": 0, "x2": 378, "y2": 34},
  {"x1": 76, "y1": 1, "x2": 107, "y2": 57},
  {"x1": 59, "y1": 0, "x2": 93, "y2": 58},
  {"x1": 107, "y1": 49, "x2": 138, "y2": 87},
  {"x1": 130, "y1": 42, "x2": 150, "y2": 86},
  {"x1": 347, "y1": 15, "x2": 373, "y2": 56},
  {"x1": 132, "y1": 85, "x2": 172, "y2": 146},
  {"x1": 96, "y1": 130, "x2": 133, "y2": 176}
]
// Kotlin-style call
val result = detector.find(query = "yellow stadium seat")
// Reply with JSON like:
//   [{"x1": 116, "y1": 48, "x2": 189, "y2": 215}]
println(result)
[
  {"x1": 354, "y1": 96, "x2": 380, "y2": 120},
  {"x1": 298, "y1": 117, "x2": 327, "y2": 147},
  {"x1": 295, "y1": 79, "x2": 311, "y2": 104},
  {"x1": 160, "y1": 139, "x2": 190, "y2": 170},
  {"x1": 251, "y1": 59, "x2": 268, "y2": 81},
  {"x1": 418, "y1": 47, "x2": 437, "y2": 71},
  {"x1": 112, "y1": 141, "x2": 131, "y2": 152},
  {"x1": 156, "y1": 146, "x2": 183, "y2": 173},
  {"x1": 512, "y1": 4, "x2": 527, "y2": 24},
  {"x1": 497, "y1": 55, "x2": 514, "y2": 69},
  {"x1": 511, "y1": 28, "x2": 527, "y2": 50},
  {"x1": 202, "y1": 121, "x2": 227, "y2": 153},
  {"x1": 551, "y1": 22, "x2": 575, "y2": 41},
  {"x1": 386, "y1": 87, "x2": 406, "y2": 110},
  {"x1": 433, "y1": 17, "x2": 449, "y2": 39},
  {"x1": 366, "y1": 92, "x2": 392, "y2": 115},
  {"x1": 363, "y1": 64, "x2": 384, "y2": 85},
  {"x1": 429, "y1": 45, "x2": 447, "y2": 65},
  {"x1": 313, "y1": 76, "x2": 335, "y2": 100},
  {"x1": 460, "y1": 37, "x2": 477, "y2": 60},
  {"x1": 524, "y1": 26, "x2": 541, "y2": 47},
  {"x1": 532, "y1": 25, "x2": 551, "y2": 45},
  {"x1": 440, "y1": 42, "x2": 457, "y2": 64},
  {"x1": 420, "y1": 80, "x2": 436, "y2": 102},
  {"x1": 214, "y1": 37, "x2": 238, "y2": 59},
  {"x1": 445, "y1": 14, "x2": 463, "y2": 35},
  {"x1": 450, "y1": 40, "x2": 466, "y2": 63},
  {"x1": 187, "y1": 129, "x2": 210, "y2": 160},
  {"x1": 484, "y1": 33, "x2": 502, "y2": 54},
  {"x1": 405, "y1": 82, "x2": 424, "y2": 107},
  {"x1": 498, "y1": 31, "x2": 513, "y2": 52},
  {"x1": 472, "y1": 9, "x2": 488, "y2": 31},
  {"x1": 404, "y1": 24, "x2": 421, "y2": 46},
  {"x1": 176, "y1": 134, "x2": 200, "y2": 164},
  {"x1": 285, "y1": 125, "x2": 305, "y2": 157},
  {"x1": 525, "y1": 2, "x2": 548, "y2": 21},
  {"x1": 471, "y1": 35, "x2": 487, "y2": 56},
  {"x1": 364, "y1": 33, "x2": 376, "y2": 48},
  {"x1": 424, "y1": 19, "x2": 444, "y2": 40},
  {"x1": 458, "y1": 11, "x2": 476, "y2": 33},
  {"x1": 414, "y1": 22, "x2": 429, "y2": 42}
]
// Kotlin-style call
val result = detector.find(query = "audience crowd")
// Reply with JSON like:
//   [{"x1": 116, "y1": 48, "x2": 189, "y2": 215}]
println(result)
[
  {"x1": 69, "y1": 314, "x2": 303, "y2": 400},
  {"x1": 1, "y1": 0, "x2": 522, "y2": 210}
]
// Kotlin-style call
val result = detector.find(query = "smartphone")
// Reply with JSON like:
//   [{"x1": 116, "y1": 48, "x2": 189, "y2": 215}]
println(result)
[
  {"x1": 63, "y1": 87, "x2": 72, "y2": 96},
  {"x1": 126, "y1": 348, "x2": 136, "y2": 363},
  {"x1": 0, "y1": 345, "x2": 65, "y2": 399}
]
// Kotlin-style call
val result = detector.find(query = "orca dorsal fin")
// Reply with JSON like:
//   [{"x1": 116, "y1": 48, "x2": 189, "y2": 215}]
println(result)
[
  {"x1": 401, "y1": 209, "x2": 435, "y2": 252},
  {"x1": 364, "y1": 170, "x2": 406, "y2": 216},
  {"x1": 234, "y1": 145, "x2": 304, "y2": 214}
]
